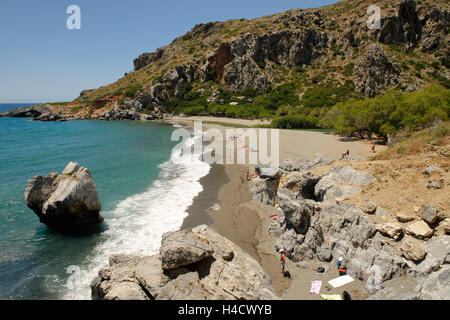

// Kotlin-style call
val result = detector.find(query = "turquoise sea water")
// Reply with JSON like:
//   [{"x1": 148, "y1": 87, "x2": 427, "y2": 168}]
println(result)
[{"x1": 0, "y1": 104, "x2": 210, "y2": 299}]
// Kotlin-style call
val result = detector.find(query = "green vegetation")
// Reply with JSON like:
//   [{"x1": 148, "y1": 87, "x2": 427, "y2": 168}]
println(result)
[
  {"x1": 71, "y1": 106, "x2": 81, "y2": 113},
  {"x1": 324, "y1": 85, "x2": 449, "y2": 141},
  {"x1": 125, "y1": 84, "x2": 143, "y2": 98}
]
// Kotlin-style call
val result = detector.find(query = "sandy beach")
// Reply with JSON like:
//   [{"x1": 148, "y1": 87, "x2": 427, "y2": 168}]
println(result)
[{"x1": 178, "y1": 116, "x2": 387, "y2": 300}]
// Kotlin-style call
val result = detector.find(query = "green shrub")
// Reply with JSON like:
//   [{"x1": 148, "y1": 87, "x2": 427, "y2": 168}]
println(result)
[
  {"x1": 327, "y1": 85, "x2": 450, "y2": 140},
  {"x1": 271, "y1": 115, "x2": 319, "y2": 129},
  {"x1": 125, "y1": 84, "x2": 143, "y2": 98}
]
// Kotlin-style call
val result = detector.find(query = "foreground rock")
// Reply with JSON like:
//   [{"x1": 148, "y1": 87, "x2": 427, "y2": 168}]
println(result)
[
  {"x1": 91, "y1": 225, "x2": 279, "y2": 300},
  {"x1": 24, "y1": 162, "x2": 103, "y2": 231}
]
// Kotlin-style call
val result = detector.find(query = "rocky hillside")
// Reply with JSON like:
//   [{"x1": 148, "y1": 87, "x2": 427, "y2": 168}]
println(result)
[{"x1": 40, "y1": 0, "x2": 448, "y2": 123}]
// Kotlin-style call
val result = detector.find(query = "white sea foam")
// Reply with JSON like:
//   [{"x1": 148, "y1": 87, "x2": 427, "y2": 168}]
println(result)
[{"x1": 62, "y1": 134, "x2": 210, "y2": 300}]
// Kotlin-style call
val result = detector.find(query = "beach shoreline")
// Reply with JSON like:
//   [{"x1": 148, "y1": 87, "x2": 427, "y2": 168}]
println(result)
[{"x1": 175, "y1": 117, "x2": 385, "y2": 299}]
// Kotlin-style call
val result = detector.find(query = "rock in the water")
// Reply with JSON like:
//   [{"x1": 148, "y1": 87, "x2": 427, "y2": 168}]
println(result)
[
  {"x1": 406, "y1": 221, "x2": 434, "y2": 239},
  {"x1": 24, "y1": 162, "x2": 103, "y2": 231},
  {"x1": 92, "y1": 225, "x2": 279, "y2": 300},
  {"x1": 422, "y1": 205, "x2": 439, "y2": 225},
  {"x1": 401, "y1": 237, "x2": 428, "y2": 262},
  {"x1": 0, "y1": 104, "x2": 50, "y2": 118},
  {"x1": 159, "y1": 229, "x2": 215, "y2": 270}
]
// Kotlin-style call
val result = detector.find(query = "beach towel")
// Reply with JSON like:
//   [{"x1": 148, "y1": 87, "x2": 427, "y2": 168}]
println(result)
[
  {"x1": 320, "y1": 294, "x2": 342, "y2": 300},
  {"x1": 328, "y1": 275, "x2": 354, "y2": 288},
  {"x1": 310, "y1": 280, "x2": 322, "y2": 294}
]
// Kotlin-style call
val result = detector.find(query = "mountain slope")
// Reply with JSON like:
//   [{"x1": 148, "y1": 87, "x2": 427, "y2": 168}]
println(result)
[{"x1": 48, "y1": 0, "x2": 449, "y2": 126}]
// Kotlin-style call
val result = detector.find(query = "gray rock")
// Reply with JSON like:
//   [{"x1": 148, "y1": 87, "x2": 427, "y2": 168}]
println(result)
[
  {"x1": 24, "y1": 162, "x2": 103, "y2": 231},
  {"x1": 422, "y1": 205, "x2": 439, "y2": 224},
  {"x1": 361, "y1": 200, "x2": 377, "y2": 214},
  {"x1": 423, "y1": 165, "x2": 440, "y2": 175},
  {"x1": 280, "y1": 172, "x2": 321, "y2": 201},
  {"x1": 255, "y1": 165, "x2": 280, "y2": 179},
  {"x1": 250, "y1": 177, "x2": 278, "y2": 206},
  {"x1": 376, "y1": 0, "x2": 421, "y2": 49},
  {"x1": 159, "y1": 229, "x2": 215, "y2": 270},
  {"x1": 281, "y1": 153, "x2": 333, "y2": 172},
  {"x1": 92, "y1": 226, "x2": 279, "y2": 300},
  {"x1": 415, "y1": 236, "x2": 450, "y2": 275},
  {"x1": 277, "y1": 188, "x2": 315, "y2": 234},
  {"x1": 156, "y1": 272, "x2": 206, "y2": 300},
  {"x1": 314, "y1": 166, "x2": 376, "y2": 202},
  {"x1": 428, "y1": 179, "x2": 444, "y2": 190},
  {"x1": 418, "y1": 265, "x2": 450, "y2": 300},
  {"x1": 0, "y1": 104, "x2": 51, "y2": 119},
  {"x1": 354, "y1": 44, "x2": 400, "y2": 98},
  {"x1": 317, "y1": 246, "x2": 333, "y2": 262},
  {"x1": 401, "y1": 237, "x2": 428, "y2": 262}
]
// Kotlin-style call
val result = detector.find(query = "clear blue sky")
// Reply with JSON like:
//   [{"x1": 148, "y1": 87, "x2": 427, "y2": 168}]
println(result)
[{"x1": 0, "y1": 0, "x2": 338, "y2": 103}]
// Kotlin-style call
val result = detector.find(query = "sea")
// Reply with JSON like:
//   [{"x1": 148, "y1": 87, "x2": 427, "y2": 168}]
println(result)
[{"x1": 0, "y1": 103, "x2": 210, "y2": 299}]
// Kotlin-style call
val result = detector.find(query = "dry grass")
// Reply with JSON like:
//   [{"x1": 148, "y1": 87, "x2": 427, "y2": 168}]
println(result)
[{"x1": 372, "y1": 122, "x2": 450, "y2": 160}]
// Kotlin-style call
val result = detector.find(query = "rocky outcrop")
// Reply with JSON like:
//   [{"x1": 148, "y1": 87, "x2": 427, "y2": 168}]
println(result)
[
  {"x1": 221, "y1": 30, "x2": 328, "y2": 92},
  {"x1": 354, "y1": 44, "x2": 400, "y2": 98},
  {"x1": 376, "y1": 0, "x2": 421, "y2": 48},
  {"x1": 314, "y1": 166, "x2": 376, "y2": 202},
  {"x1": 0, "y1": 104, "x2": 52, "y2": 119},
  {"x1": 281, "y1": 153, "x2": 333, "y2": 172},
  {"x1": 91, "y1": 225, "x2": 279, "y2": 300},
  {"x1": 0, "y1": 104, "x2": 67, "y2": 122},
  {"x1": 375, "y1": 0, "x2": 449, "y2": 52},
  {"x1": 24, "y1": 162, "x2": 103, "y2": 231},
  {"x1": 250, "y1": 177, "x2": 279, "y2": 206},
  {"x1": 133, "y1": 48, "x2": 165, "y2": 71}
]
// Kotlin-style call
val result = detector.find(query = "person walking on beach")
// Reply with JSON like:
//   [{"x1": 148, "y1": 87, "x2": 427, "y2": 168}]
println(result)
[
  {"x1": 280, "y1": 249, "x2": 286, "y2": 276},
  {"x1": 371, "y1": 143, "x2": 376, "y2": 153},
  {"x1": 341, "y1": 149, "x2": 350, "y2": 160}
]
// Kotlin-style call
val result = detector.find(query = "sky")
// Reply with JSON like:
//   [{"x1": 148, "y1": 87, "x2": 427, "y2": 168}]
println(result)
[{"x1": 0, "y1": 0, "x2": 339, "y2": 103}]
